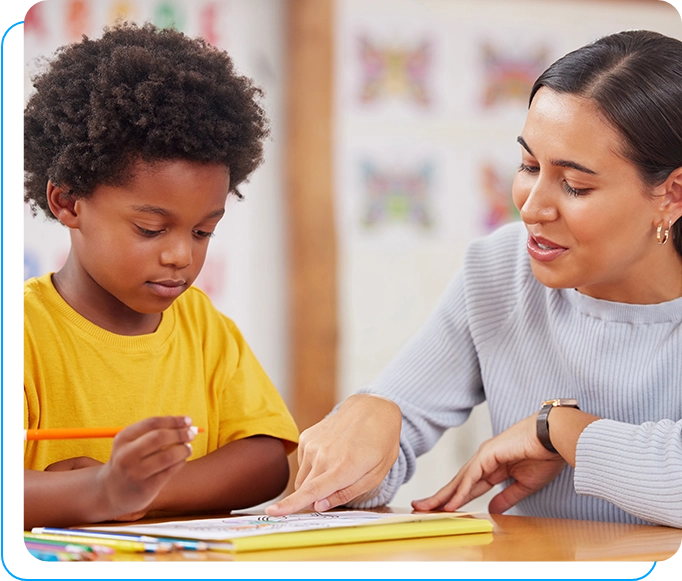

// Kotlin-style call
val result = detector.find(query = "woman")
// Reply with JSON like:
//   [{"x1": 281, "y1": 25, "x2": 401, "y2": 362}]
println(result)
[{"x1": 267, "y1": 30, "x2": 682, "y2": 528}]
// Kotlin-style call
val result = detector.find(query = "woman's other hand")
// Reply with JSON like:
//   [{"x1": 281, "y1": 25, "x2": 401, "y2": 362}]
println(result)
[{"x1": 412, "y1": 414, "x2": 565, "y2": 514}]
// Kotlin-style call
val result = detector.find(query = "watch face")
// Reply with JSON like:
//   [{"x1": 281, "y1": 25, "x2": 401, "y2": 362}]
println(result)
[{"x1": 542, "y1": 398, "x2": 578, "y2": 407}]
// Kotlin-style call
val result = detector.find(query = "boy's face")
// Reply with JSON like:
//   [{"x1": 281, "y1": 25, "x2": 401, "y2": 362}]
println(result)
[{"x1": 66, "y1": 160, "x2": 229, "y2": 324}]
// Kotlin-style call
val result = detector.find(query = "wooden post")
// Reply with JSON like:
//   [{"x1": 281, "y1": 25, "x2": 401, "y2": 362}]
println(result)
[{"x1": 286, "y1": 0, "x2": 337, "y2": 434}]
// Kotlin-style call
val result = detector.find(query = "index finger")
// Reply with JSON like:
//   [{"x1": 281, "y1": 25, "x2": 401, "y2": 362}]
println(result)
[{"x1": 265, "y1": 471, "x2": 347, "y2": 516}]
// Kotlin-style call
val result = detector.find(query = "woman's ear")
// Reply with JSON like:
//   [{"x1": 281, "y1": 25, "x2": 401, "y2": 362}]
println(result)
[
  {"x1": 653, "y1": 167, "x2": 682, "y2": 227},
  {"x1": 46, "y1": 182, "x2": 79, "y2": 227}
]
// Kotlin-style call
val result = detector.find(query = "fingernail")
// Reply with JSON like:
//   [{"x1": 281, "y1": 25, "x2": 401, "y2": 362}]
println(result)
[
  {"x1": 315, "y1": 499, "x2": 330, "y2": 512},
  {"x1": 188, "y1": 426, "x2": 198, "y2": 440},
  {"x1": 184, "y1": 416, "x2": 192, "y2": 426},
  {"x1": 185, "y1": 443, "x2": 193, "y2": 454}
]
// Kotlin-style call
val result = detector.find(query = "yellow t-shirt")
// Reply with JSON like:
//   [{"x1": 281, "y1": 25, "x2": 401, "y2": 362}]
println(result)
[{"x1": 24, "y1": 274, "x2": 298, "y2": 470}]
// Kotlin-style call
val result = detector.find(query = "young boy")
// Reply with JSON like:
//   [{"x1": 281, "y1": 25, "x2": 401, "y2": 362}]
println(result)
[{"x1": 24, "y1": 23, "x2": 299, "y2": 529}]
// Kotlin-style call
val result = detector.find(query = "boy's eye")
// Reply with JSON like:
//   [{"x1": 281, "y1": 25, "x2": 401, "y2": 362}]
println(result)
[
  {"x1": 193, "y1": 230, "x2": 215, "y2": 239},
  {"x1": 136, "y1": 226, "x2": 163, "y2": 237}
]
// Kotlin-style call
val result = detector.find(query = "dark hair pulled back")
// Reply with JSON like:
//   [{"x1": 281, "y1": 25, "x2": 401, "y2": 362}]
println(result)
[{"x1": 530, "y1": 30, "x2": 682, "y2": 258}]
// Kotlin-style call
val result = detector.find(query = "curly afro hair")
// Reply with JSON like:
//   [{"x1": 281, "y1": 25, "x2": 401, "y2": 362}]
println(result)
[{"x1": 24, "y1": 22, "x2": 270, "y2": 220}]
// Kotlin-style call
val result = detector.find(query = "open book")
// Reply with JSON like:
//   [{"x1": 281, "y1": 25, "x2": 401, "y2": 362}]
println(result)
[{"x1": 79, "y1": 511, "x2": 493, "y2": 552}]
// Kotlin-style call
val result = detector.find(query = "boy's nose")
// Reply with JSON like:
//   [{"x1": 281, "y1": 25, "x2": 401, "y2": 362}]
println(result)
[{"x1": 160, "y1": 236, "x2": 193, "y2": 268}]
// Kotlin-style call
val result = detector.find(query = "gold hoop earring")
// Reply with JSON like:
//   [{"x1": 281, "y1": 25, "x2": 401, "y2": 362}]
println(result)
[{"x1": 656, "y1": 219, "x2": 672, "y2": 245}]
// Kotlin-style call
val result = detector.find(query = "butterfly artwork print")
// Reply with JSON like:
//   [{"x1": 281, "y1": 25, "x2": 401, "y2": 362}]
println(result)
[
  {"x1": 357, "y1": 36, "x2": 433, "y2": 107},
  {"x1": 479, "y1": 162, "x2": 519, "y2": 232},
  {"x1": 479, "y1": 42, "x2": 549, "y2": 108},
  {"x1": 360, "y1": 162, "x2": 435, "y2": 230}
]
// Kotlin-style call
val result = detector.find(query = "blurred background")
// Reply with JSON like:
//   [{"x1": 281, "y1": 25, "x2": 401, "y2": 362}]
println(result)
[{"x1": 24, "y1": 0, "x2": 681, "y2": 511}]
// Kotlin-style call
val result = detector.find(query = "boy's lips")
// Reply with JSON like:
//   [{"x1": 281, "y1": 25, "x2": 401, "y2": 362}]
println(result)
[
  {"x1": 151, "y1": 279, "x2": 186, "y2": 286},
  {"x1": 146, "y1": 279, "x2": 187, "y2": 298}
]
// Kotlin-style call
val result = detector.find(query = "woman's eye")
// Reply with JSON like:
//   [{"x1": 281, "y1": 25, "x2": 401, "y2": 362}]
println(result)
[
  {"x1": 518, "y1": 163, "x2": 539, "y2": 174},
  {"x1": 562, "y1": 182, "x2": 591, "y2": 197}
]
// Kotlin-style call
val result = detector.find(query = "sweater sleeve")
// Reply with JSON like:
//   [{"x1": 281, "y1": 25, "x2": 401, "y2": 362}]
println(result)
[
  {"x1": 346, "y1": 223, "x2": 525, "y2": 508},
  {"x1": 347, "y1": 270, "x2": 484, "y2": 507},
  {"x1": 575, "y1": 419, "x2": 682, "y2": 528}
]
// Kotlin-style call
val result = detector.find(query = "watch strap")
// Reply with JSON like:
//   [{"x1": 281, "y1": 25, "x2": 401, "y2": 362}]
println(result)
[
  {"x1": 536, "y1": 399, "x2": 580, "y2": 454},
  {"x1": 537, "y1": 404, "x2": 558, "y2": 453}
]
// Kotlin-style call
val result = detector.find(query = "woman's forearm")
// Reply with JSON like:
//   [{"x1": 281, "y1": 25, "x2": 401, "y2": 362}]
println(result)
[{"x1": 546, "y1": 407, "x2": 600, "y2": 466}]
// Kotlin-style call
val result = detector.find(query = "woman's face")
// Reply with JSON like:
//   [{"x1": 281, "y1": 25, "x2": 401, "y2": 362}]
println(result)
[{"x1": 512, "y1": 87, "x2": 675, "y2": 304}]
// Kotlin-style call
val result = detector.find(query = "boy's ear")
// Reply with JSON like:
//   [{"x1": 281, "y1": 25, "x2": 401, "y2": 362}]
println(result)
[{"x1": 46, "y1": 181, "x2": 79, "y2": 227}]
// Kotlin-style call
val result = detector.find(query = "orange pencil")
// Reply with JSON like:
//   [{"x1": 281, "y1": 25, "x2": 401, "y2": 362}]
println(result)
[{"x1": 24, "y1": 426, "x2": 203, "y2": 441}]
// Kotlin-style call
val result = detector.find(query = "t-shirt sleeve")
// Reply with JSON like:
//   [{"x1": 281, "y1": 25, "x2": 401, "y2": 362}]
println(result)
[
  {"x1": 214, "y1": 318, "x2": 299, "y2": 454},
  {"x1": 575, "y1": 418, "x2": 682, "y2": 528}
]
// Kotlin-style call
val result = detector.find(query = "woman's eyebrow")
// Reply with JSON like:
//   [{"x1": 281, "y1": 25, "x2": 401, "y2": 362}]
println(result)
[
  {"x1": 516, "y1": 135, "x2": 597, "y2": 175},
  {"x1": 517, "y1": 135, "x2": 534, "y2": 156}
]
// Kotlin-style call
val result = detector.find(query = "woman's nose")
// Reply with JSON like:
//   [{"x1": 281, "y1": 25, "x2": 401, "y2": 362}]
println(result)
[{"x1": 517, "y1": 178, "x2": 559, "y2": 224}]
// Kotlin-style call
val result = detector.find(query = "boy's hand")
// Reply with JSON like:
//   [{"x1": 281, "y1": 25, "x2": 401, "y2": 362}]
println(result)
[
  {"x1": 110, "y1": 508, "x2": 150, "y2": 522},
  {"x1": 96, "y1": 416, "x2": 195, "y2": 519},
  {"x1": 45, "y1": 455, "x2": 150, "y2": 521}
]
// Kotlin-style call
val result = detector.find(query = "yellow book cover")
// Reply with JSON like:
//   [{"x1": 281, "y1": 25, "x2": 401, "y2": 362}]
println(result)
[
  {"x1": 210, "y1": 516, "x2": 493, "y2": 552},
  {"x1": 80, "y1": 511, "x2": 493, "y2": 554}
]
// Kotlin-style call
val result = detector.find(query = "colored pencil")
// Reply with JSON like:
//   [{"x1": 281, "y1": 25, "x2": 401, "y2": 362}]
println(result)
[
  {"x1": 25, "y1": 426, "x2": 203, "y2": 441},
  {"x1": 27, "y1": 547, "x2": 87, "y2": 561},
  {"x1": 24, "y1": 540, "x2": 95, "y2": 555},
  {"x1": 25, "y1": 541, "x2": 98, "y2": 560},
  {"x1": 33, "y1": 527, "x2": 169, "y2": 544},
  {"x1": 24, "y1": 533, "x2": 114, "y2": 554},
  {"x1": 31, "y1": 527, "x2": 206, "y2": 551},
  {"x1": 29, "y1": 530, "x2": 173, "y2": 553}
]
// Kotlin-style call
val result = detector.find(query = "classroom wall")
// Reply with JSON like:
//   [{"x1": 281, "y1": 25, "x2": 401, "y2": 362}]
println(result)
[{"x1": 24, "y1": 0, "x2": 682, "y2": 511}]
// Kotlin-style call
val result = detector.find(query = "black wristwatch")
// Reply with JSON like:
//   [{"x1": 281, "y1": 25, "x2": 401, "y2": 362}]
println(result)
[{"x1": 536, "y1": 398, "x2": 580, "y2": 453}]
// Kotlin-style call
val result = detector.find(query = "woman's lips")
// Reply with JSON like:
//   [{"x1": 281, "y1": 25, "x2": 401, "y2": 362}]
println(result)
[{"x1": 526, "y1": 234, "x2": 567, "y2": 262}]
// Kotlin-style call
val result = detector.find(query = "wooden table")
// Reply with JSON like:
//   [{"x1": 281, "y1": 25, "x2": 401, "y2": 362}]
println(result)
[{"x1": 94, "y1": 511, "x2": 681, "y2": 562}]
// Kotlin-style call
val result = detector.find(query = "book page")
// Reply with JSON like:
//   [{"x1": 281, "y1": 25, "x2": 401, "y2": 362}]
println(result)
[{"x1": 83, "y1": 511, "x2": 469, "y2": 541}]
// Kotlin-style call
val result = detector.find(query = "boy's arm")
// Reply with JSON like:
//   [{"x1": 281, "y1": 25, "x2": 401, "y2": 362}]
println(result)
[
  {"x1": 24, "y1": 416, "x2": 194, "y2": 530},
  {"x1": 25, "y1": 467, "x2": 116, "y2": 529},
  {"x1": 147, "y1": 435, "x2": 290, "y2": 515}
]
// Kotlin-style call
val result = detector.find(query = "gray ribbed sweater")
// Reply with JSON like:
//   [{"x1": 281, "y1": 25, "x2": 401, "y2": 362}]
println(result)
[{"x1": 350, "y1": 221, "x2": 682, "y2": 528}]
